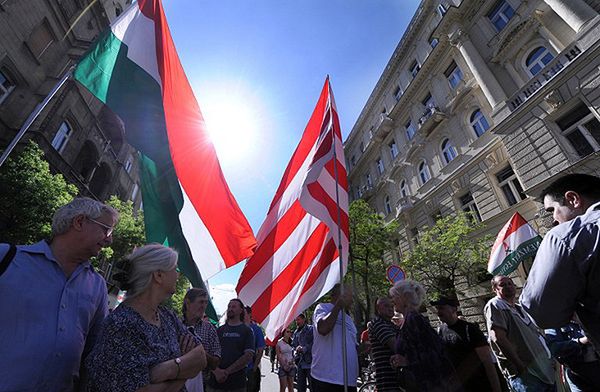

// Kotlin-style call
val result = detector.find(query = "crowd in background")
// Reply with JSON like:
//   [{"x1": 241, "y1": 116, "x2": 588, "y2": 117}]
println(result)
[{"x1": 1, "y1": 174, "x2": 600, "y2": 392}]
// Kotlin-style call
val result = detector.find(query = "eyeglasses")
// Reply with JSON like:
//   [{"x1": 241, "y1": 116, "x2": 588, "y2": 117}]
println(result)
[{"x1": 87, "y1": 217, "x2": 114, "y2": 237}]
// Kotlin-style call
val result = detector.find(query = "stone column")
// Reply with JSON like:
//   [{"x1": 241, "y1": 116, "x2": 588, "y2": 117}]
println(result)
[
  {"x1": 504, "y1": 61, "x2": 525, "y2": 86},
  {"x1": 450, "y1": 29, "x2": 507, "y2": 108},
  {"x1": 543, "y1": 0, "x2": 596, "y2": 33}
]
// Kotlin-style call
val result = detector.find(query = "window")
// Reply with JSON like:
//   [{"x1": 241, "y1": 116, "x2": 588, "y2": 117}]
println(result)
[
  {"x1": 487, "y1": 1, "x2": 515, "y2": 31},
  {"x1": 496, "y1": 166, "x2": 526, "y2": 206},
  {"x1": 389, "y1": 140, "x2": 399, "y2": 159},
  {"x1": 460, "y1": 192, "x2": 481, "y2": 222},
  {"x1": 406, "y1": 120, "x2": 416, "y2": 140},
  {"x1": 376, "y1": 158, "x2": 384, "y2": 174},
  {"x1": 441, "y1": 138, "x2": 457, "y2": 164},
  {"x1": 429, "y1": 36, "x2": 439, "y2": 48},
  {"x1": 384, "y1": 195, "x2": 392, "y2": 215},
  {"x1": 366, "y1": 173, "x2": 373, "y2": 188},
  {"x1": 124, "y1": 156, "x2": 133, "y2": 173},
  {"x1": 131, "y1": 183, "x2": 139, "y2": 200},
  {"x1": 418, "y1": 161, "x2": 431, "y2": 184},
  {"x1": 400, "y1": 180, "x2": 409, "y2": 198},
  {"x1": 27, "y1": 19, "x2": 54, "y2": 59},
  {"x1": 525, "y1": 46, "x2": 555, "y2": 76},
  {"x1": 350, "y1": 155, "x2": 356, "y2": 167},
  {"x1": 437, "y1": 3, "x2": 447, "y2": 16},
  {"x1": 470, "y1": 109, "x2": 490, "y2": 137},
  {"x1": 409, "y1": 60, "x2": 420, "y2": 78},
  {"x1": 556, "y1": 103, "x2": 600, "y2": 157},
  {"x1": 422, "y1": 93, "x2": 434, "y2": 109},
  {"x1": 0, "y1": 69, "x2": 15, "y2": 105},
  {"x1": 51, "y1": 121, "x2": 72, "y2": 153},
  {"x1": 394, "y1": 85, "x2": 402, "y2": 102},
  {"x1": 58, "y1": 0, "x2": 80, "y2": 20},
  {"x1": 445, "y1": 61, "x2": 464, "y2": 89},
  {"x1": 410, "y1": 227, "x2": 419, "y2": 245}
]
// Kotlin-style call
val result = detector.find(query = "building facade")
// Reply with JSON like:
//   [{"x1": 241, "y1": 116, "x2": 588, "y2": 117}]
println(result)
[
  {"x1": 344, "y1": 0, "x2": 600, "y2": 316},
  {"x1": 0, "y1": 0, "x2": 141, "y2": 208}
]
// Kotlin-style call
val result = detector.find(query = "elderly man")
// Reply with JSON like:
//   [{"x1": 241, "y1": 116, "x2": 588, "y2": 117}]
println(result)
[
  {"x1": 521, "y1": 174, "x2": 600, "y2": 349},
  {"x1": 368, "y1": 296, "x2": 400, "y2": 392},
  {"x1": 485, "y1": 276, "x2": 555, "y2": 392},
  {"x1": 434, "y1": 297, "x2": 501, "y2": 392},
  {"x1": 0, "y1": 197, "x2": 118, "y2": 391},
  {"x1": 312, "y1": 284, "x2": 358, "y2": 392}
]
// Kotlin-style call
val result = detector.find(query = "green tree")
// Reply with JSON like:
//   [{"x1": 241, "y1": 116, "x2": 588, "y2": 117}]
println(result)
[
  {"x1": 0, "y1": 141, "x2": 78, "y2": 243},
  {"x1": 348, "y1": 199, "x2": 399, "y2": 325},
  {"x1": 401, "y1": 213, "x2": 492, "y2": 301},
  {"x1": 104, "y1": 195, "x2": 145, "y2": 263}
]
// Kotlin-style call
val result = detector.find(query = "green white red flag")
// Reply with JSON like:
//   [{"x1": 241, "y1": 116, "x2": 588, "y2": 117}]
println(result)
[
  {"x1": 488, "y1": 212, "x2": 541, "y2": 275},
  {"x1": 73, "y1": 0, "x2": 257, "y2": 293}
]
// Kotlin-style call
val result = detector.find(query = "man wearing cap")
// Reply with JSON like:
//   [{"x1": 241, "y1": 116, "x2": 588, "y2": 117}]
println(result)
[
  {"x1": 485, "y1": 276, "x2": 555, "y2": 391},
  {"x1": 434, "y1": 297, "x2": 502, "y2": 392}
]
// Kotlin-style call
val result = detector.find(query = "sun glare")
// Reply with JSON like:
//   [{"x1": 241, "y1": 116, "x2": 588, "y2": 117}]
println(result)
[{"x1": 202, "y1": 92, "x2": 259, "y2": 167}]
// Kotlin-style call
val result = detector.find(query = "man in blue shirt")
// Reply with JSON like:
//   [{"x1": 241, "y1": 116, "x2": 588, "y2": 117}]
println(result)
[
  {"x1": 522, "y1": 174, "x2": 600, "y2": 350},
  {"x1": 245, "y1": 305, "x2": 266, "y2": 392},
  {"x1": 0, "y1": 197, "x2": 118, "y2": 391},
  {"x1": 292, "y1": 313, "x2": 313, "y2": 392}
]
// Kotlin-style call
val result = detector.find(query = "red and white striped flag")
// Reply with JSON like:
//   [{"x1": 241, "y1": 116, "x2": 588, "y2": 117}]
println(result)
[{"x1": 236, "y1": 78, "x2": 349, "y2": 340}]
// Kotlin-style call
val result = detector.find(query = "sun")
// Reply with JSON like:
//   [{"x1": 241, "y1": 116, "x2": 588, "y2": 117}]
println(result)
[{"x1": 202, "y1": 91, "x2": 260, "y2": 167}]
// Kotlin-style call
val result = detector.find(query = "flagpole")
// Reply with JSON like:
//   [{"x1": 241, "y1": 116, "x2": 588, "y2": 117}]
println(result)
[
  {"x1": 327, "y1": 77, "x2": 349, "y2": 392},
  {"x1": 0, "y1": 66, "x2": 74, "y2": 167}
]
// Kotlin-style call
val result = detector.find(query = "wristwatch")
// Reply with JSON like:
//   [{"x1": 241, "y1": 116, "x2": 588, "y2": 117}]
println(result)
[{"x1": 174, "y1": 357, "x2": 182, "y2": 378}]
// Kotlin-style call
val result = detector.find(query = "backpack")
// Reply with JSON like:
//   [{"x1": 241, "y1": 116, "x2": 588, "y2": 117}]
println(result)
[{"x1": 0, "y1": 244, "x2": 17, "y2": 277}]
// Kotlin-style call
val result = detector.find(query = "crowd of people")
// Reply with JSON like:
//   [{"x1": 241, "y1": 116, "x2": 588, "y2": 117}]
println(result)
[{"x1": 1, "y1": 174, "x2": 600, "y2": 392}]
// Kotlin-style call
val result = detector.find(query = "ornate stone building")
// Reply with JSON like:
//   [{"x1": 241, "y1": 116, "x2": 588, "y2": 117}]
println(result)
[
  {"x1": 0, "y1": 0, "x2": 141, "y2": 208},
  {"x1": 344, "y1": 0, "x2": 600, "y2": 315}
]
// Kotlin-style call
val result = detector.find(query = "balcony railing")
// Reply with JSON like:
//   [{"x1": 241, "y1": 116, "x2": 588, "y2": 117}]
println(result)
[
  {"x1": 372, "y1": 113, "x2": 394, "y2": 141},
  {"x1": 508, "y1": 44, "x2": 583, "y2": 111},
  {"x1": 418, "y1": 105, "x2": 446, "y2": 135}
]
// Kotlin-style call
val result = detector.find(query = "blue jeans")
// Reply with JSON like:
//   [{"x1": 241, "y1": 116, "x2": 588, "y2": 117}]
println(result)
[{"x1": 509, "y1": 373, "x2": 555, "y2": 392}]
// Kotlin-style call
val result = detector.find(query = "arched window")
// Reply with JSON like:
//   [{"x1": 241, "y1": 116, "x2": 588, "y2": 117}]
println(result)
[
  {"x1": 400, "y1": 180, "x2": 409, "y2": 198},
  {"x1": 384, "y1": 195, "x2": 392, "y2": 215},
  {"x1": 51, "y1": 121, "x2": 73, "y2": 153},
  {"x1": 441, "y1": 138, "x2": 457, "y2": 164},
  {"x1": 470, "y1": 109, "x2": 490, "y2": 137},
  {"x1": 418, "y1": 161, "x2": 431, "y2": 185},
  {"x1": 526, "y1": 46, "x2": 554, "y2": 76}
]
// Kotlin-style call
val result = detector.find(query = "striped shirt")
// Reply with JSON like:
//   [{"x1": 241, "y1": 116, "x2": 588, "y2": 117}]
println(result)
[{"x1": 369, "y1": 316, "x2": 401, "y2": 391}]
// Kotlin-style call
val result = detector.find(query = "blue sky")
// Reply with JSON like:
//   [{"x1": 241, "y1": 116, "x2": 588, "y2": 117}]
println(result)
[{"x1": 161, "y1": 0, "x2": 421, "y2": 313}]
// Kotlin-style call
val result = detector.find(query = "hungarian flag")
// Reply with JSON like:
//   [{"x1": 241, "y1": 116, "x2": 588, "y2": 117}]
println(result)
[
  {"x1": 74, "y1": 0, "x2": 256, "y2": 291},
  {"x1": 488, "y1": 212, "x2": 542, "y2": 275},
  {"x1": 236, "y1": 78, "x2": 349, "y2": 340}
]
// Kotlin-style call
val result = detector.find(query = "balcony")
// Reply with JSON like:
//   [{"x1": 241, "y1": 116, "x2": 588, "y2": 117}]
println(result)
[
  {"x1": 358, "y1": 184, "x2": 375, "y2": 200},
  {"x1": 396, "y1": 196, "x2": 416, "y2": 218},
  {"x1": 508, "y1": 44, "x2": 583, "y2": 112},
  {"x1": 418, "y1": 105, "x2": 447, "y2": 136},
  {"x1": 372, "y1": 113, "x2": 394, "y2": 141}
]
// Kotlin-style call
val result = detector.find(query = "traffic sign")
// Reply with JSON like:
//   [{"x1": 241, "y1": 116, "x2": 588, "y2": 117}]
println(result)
[{"x1": 386, "y1": 265, "x2": 405, "y2": 284}]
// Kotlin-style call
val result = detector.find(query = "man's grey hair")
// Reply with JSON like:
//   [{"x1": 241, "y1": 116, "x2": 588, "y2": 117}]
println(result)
[
  {"x1": 51, "y1": 197, "x2": 119, "y2": 236},
  {"x1": 125, "y1": 244, "x2": 178, "y2": 300},
  {"x1": 389, "y1": 279, "x2": 426, "y2": 309}
]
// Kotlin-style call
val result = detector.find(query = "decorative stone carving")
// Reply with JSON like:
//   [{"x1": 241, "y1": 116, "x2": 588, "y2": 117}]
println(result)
[{"x1": 544, "y1": 90, "x2": 563, "y2": 110}]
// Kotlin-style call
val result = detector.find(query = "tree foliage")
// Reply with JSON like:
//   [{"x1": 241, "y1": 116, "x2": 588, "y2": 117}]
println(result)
[
  {"x1": 401, "y1": 213, "x2": 492, "y2": 301},
  {"x1": 0, "y1": 141, "x2": 78, "y2": 244},
  {"x1": 348, "y1": 199, "x2": 399, "y2": 325}
]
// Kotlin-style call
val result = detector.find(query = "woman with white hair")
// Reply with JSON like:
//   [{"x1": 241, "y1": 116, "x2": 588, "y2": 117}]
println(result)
[
  {"x1": 389, "y1": 280, "x2": 460, "y2": 392},
  {"x1": 85, "y1": 244, "x2": 206, "y2": 392}
]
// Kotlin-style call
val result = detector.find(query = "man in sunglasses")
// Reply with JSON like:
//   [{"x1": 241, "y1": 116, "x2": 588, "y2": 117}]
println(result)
[{"x1": 0, "y1": 197, "x2": 119, "y2": 392}]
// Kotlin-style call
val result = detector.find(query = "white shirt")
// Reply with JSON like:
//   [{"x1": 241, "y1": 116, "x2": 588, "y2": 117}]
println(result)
[{"x1": 311, "y1": 303, "x2": 358, "y2": 386}]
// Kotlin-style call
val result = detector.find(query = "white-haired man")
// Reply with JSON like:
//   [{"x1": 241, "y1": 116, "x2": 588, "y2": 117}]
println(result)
[{"x1": 0, "y1": 197, "x2": 118, "y2": 391}]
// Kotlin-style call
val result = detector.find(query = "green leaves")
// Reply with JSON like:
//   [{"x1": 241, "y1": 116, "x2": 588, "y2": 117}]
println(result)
[
  {"x1": 0, "y1": 141, "x2": 77, "y2": 244},
  {"x1": 401, "y1": 212, "x2": 492, "y2": 301}
]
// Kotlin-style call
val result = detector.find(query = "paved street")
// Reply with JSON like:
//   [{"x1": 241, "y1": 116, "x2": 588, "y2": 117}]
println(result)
[{"x1": 259, "y1": 354, "x2": 281, "y2": 392}]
